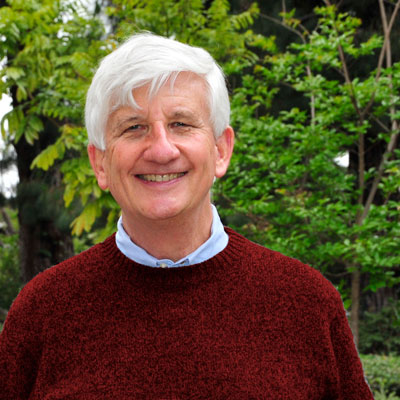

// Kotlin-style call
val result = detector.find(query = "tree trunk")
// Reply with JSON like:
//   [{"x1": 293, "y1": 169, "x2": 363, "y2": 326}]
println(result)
[
  {"x1": 18, "y1": 217, "x2": 74, "y2": 284},
  {"x1": 350, "y1": 268, "x2": 361, "y2": 347},
  {"x1": 14, "y1": 128, "x2": 74, "y2": 284}
]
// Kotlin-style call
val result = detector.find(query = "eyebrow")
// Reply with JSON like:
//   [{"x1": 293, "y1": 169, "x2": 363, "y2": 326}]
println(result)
[
  {"x1": 111, "y1": 109, "x2": 201, "y2": 131},
  {"x1": 113, "y1": 116, "x2": 141, "y2": 130},
  {"x1": 170, "y1": 110, "x2": 200, "y2": 122}
]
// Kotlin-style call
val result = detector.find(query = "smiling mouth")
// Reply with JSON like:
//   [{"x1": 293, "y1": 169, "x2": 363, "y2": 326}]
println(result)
[{"x1": 137, "y1": 172, "x2": 186, "y2": 182}]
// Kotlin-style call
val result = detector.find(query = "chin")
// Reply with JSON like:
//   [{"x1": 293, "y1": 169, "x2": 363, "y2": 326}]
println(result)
[{"x1": 142, "y1": 204, "x2": 185, "y2": 221}]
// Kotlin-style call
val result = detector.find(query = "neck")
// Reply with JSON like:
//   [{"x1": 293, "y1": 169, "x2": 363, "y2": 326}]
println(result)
[{"x1": 121, "y1": 203, "x2": 214, "y2": 262}]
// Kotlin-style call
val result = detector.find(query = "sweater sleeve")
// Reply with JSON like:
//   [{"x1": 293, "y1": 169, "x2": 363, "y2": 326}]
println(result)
[
  {"x1": 329, "y1": 296, "x2": 374, "y2": 400},
  {"x1": 0, "y1": 280, "x2": 44, "y2": 399}
]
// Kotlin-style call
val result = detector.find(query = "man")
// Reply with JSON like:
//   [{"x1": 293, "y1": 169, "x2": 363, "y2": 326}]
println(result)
[{"x1": 0, "y1": 33, "x2": 373, "y2": 399}]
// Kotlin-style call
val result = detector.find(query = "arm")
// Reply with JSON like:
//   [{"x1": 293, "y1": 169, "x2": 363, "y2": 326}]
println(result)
[
  {"x1": 0, "y1": 283, "x2": 43, "y2": 399},
  {"x1": 329, "y1": 298, "x2": 374, "y2": 400}
]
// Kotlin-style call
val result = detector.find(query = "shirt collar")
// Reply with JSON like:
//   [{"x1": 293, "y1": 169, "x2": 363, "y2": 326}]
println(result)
[{"x1": 115, "y1": 204, "x2": 228, "y2": 268}]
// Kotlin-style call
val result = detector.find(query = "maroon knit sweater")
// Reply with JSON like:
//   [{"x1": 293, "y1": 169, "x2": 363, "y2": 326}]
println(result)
[{"x1": 0, "y1": 228, "x2": 372, "y2": 399}]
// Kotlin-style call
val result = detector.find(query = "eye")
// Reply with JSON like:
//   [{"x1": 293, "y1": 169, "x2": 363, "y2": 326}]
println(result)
[
  {"x1": 120, "y1": 124, "x2": 148, "y2": 139},
  {"x1": 123, "y1": 124, "x2": 148, "y2": 134},
  {"x1": 170, "y1": 122, "x2": 195, "y2": 132},
  {"x1": 127, "y1": 124, "x2": 143, "y2": 130}
]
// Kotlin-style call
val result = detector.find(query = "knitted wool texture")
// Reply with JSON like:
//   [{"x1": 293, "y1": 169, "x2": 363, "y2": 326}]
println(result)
[{"x1": 0, "y1": 228, "x2": 373, "y2": 399}]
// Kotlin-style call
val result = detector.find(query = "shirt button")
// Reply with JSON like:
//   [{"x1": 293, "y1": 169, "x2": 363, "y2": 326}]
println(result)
[{"x1": 159, "y1": 262, "x2": 168, "y2": 268}]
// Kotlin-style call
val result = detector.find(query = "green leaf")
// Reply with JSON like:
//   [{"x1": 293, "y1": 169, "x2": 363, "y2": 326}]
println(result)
[
  {"x1": 31, "y1": 140, "x2": 65, "y2": 171},
  {"x1": 71, "y1": 202, "x2": 100, "y2": 236},
  {"x1": 5, "y1": 67, "x2": 25, "y2": 80}
]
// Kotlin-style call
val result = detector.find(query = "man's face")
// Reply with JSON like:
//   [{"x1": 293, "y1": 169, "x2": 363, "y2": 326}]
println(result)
[{"x1": 89, "y1": 73, "x2": 234, "y2": 228}]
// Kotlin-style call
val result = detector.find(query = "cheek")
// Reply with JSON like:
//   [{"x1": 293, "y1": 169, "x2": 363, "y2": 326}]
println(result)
[
  {"x1": 107, "y1": 148, "x2": 140, "y2": 187},
  {"x1": 108, "y1": 145, "x2": 130, "y2": 171},
  {"x1": 204, "y1": 146, "x2": 219, "y2": 174},
  {"x1": 100, "y1": 150, "x2": 120, "y2": 187}
]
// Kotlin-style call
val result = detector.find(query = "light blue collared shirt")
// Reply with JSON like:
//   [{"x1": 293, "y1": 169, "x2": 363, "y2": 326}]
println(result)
[{"x1": 115, "y1": 205, "x2": 228, "y2": 267}]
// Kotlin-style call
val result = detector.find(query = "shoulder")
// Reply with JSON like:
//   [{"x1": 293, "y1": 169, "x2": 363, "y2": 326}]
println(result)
[
  {"x1": 225, "y1": 227, "x2": 342, "y2": 308},
  {"x1": 32, "y1": 234, "x2": 115, "y2": 284},
  {"x1": 6, "y1": 234, "x2": 119, "y2": 320}
]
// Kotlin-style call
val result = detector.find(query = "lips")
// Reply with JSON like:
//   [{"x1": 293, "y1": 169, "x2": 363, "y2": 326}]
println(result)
[{"x1": 137, "y1": 172, "x2": 186, "y2": 182}]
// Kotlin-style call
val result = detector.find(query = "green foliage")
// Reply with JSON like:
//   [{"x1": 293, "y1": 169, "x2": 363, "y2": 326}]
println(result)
[
  {"x1": 0, "y1": 233, "x2": 20, "y2": 310},
  {"x1": 0, "y1": 0, "x2": 107, "y2": 243},
  {"x1": 215, "y1": 4, "x2": 400, "y2": 307},
  {"x1": 359, "y1": 299, "x2": 400, "y2": 354},
  {"x1": 361, "y1": 353, "x2": 400, "y2": 397},
  {"x1": 16, "y1": 181, "x2": 73, "y2": 232},
  {"x1": 107, "y1": 0, "x2": 264, "y2": 74},
  {"x1": 0, "y1": 0, "x2": 105, "y2": 139},
  {"x1": 0, "y1": 0, "x2": 106, "y2": 134},
  {"x1": 0, "y1": 209, "x2": 21, "y2": 311},
  {"x1": 374, "y1": 391, "x2": 400, "y2": 400}
]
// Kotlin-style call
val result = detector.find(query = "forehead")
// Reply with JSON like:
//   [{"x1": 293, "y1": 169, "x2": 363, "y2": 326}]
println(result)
[
  {"x1": 135, "y1": 72, "x2": 208, "y2": 107},
  {"x1": 108, "y1": 73, "x2": 210, "y2": 123}
]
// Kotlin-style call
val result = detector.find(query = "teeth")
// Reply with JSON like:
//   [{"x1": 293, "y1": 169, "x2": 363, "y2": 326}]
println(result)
[{"x1": 139, "y1": 173, "x2": 185, "y2": 182}]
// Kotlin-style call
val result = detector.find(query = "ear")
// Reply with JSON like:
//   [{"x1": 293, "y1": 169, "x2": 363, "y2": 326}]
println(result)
[
  {"x1": 215, "y1": 126, "x2": 235, "y2": 179},
  {"x1": 87, "y1": 144, "x2": 109, "y2": 190}
]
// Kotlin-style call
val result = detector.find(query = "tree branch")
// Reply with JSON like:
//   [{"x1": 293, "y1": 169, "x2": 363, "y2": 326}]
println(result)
[
  {"x1": 361, "y1": 0, "x2": 400, "y2": 119},
  {"x1": 0, "y1": 208, "x2": 16, "y2": 235},
  {"x1": 259, "y1": 13, "x2": 308, "y2": 45},
  {"x1": 371, "y1": 115, "x2": 391, "y2": 133},
  {"x1": 322, "y1": 0, "x2": 365, "y2": 222},
  {"x1": 323, "y1": 0, "x2": 363, "y2": 119},
  {"x1": 358, "y1": 0, "x2": 400, "y2": 223},
  {"x1": 361, "y1": 129, "x2": 399, "y2": 222},
  {"x1": 259, "y1": 8, "x2": 316, "y2": 125},
  {"x1": 379, "y1": 0, "x2": 399, "y2": 133}
]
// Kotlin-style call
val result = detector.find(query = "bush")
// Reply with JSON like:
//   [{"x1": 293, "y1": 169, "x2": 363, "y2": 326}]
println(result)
[
  {"x1": 361, "y1": 354, "x2": 400, "y2": 397},
  {"x1": 0, "y1": 232, "x2": 21, "y2": 312},
  {"x1": 0, "y1": 207, "x2": 21, "y2": 314},
  {"x1": 359, "y1": 299, "x2": 400, "y2": 354}
]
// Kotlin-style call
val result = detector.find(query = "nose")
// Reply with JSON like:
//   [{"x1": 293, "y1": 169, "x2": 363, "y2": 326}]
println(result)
[{"x1": 142, "y1": 122, "x2": 180, "y2": 163}]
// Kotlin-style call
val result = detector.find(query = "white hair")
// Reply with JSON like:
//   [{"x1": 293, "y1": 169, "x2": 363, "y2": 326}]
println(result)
[{"x1": 85, "y1": 33, "x2": 230, "y2": 150}]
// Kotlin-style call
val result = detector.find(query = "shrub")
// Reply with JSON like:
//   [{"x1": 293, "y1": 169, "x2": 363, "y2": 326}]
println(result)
[
  {"x1": 0, "y1": 232, "x2": 21, "y2": 312},
  {"x1": 361, "y1": 354, "x2": 400, "y2": 397},
  {"x1": 359, "y1": 299, "x2": 400, "y2": 354}
]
